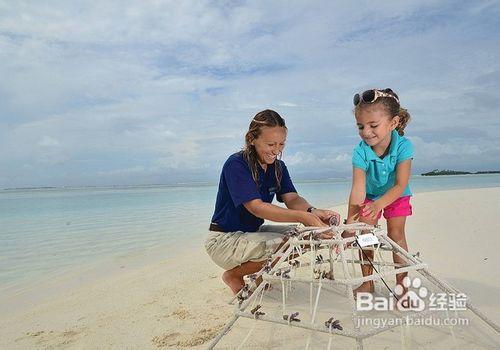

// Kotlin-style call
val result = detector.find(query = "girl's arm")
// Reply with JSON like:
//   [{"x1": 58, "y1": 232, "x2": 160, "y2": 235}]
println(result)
[
  {"x1": 346, "y1": 167, "x2": 367, "y2": 224},
  {"x1": 243, "y1": 199, "x2": 326, "y2": 227},
  {"x1": 362, "y1": 159, "x2": 412, "y2": 219}
]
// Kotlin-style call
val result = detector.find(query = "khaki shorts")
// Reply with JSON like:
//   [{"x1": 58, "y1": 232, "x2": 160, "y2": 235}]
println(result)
[{"x1": 204, "y1": 224, "x2": 296, "y2": 271}]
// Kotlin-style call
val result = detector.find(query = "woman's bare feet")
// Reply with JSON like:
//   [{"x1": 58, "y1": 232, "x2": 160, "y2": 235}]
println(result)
[
  {"x1": 220, "y1": 260, "x2": 269, "y2": 295},
  {"x1": 222, "y1": 271, "x2": 245, "y2": 295}
]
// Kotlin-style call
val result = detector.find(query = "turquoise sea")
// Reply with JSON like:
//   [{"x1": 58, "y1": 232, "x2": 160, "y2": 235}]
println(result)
[{"x1": 1, "y1": 174, "x2": 500, "y2": 300}]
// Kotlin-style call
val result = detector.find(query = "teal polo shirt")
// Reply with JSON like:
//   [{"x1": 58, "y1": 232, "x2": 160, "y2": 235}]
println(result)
[{"x1": 352, "y1": 130, "x2": 413, "y2": 200}]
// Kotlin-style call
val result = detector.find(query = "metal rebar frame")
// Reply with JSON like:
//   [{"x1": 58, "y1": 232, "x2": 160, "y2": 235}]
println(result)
[{"x1": 207, "y1": 223, "x2": 499, "y2": 349}]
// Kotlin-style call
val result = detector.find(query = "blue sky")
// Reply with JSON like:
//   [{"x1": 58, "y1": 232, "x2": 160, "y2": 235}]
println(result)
[{"x1": 1, "y1": 0, "x2": 499, "y2": 188}]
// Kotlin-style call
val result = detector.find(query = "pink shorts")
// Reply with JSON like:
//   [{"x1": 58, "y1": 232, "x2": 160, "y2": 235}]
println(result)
[{"x1": 362, "y1": 196, "x2": 412, "y2": 220}]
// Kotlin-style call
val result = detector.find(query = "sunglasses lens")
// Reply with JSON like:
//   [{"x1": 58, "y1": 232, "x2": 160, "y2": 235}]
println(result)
[
  {"x1": 383, "y1": 88, "x2": 399, "y2": 100},
  {"x1": 361, "y1": 90, "x2": 376, "y2": 103},
  {"x1": 353, "y1": 94, "x2": 360, "y2": 106}
]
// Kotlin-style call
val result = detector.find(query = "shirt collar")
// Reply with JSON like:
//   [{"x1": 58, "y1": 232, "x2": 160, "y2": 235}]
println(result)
[
  {"x1": 258, "y1": 161, "x2": 275, "y2": 176},
  {"x1": 362, "y1": 130, "x2": 400, "y2": 161},
  {"x1": 388, "y1": 130, "x2": 400, "y2": 157}
]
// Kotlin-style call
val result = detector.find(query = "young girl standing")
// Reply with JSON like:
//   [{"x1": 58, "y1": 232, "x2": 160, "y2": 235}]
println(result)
[{"x1": 346, "y1": 88, "x2": 413, "y2": 295}]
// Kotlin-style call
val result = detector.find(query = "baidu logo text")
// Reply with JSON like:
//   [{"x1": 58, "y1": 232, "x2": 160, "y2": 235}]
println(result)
[{"x1": 357, "y1": 277, "x2": 438, "y2": 312}]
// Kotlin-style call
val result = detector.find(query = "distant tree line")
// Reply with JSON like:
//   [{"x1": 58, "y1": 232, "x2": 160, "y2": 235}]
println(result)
[{"x1": 421, "y1": 169, "x2": 500, "y2": 176}]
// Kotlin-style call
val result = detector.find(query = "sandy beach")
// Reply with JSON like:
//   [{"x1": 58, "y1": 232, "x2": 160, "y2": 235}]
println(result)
[{"x1": 1, "y1": 187, "x2": 499, "y2": 349}]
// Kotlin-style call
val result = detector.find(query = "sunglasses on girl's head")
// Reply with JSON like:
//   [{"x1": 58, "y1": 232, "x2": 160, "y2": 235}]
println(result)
[{"x1": 353, "y1": 89, "x2": 400, "y2": 106}]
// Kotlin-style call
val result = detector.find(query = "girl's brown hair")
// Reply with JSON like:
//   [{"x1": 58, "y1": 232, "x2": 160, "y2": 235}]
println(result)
[
  {"x1": 354, "y1": 88, "x2": 411, "y2": 136},
  {"x1": 242, "y1": 109, "x2": 287, "y2": 190}
]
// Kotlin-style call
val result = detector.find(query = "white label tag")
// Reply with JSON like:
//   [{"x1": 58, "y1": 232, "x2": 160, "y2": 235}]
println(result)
[{"x1": 357, "y1": 233, "x2": 380, "y2": 247}]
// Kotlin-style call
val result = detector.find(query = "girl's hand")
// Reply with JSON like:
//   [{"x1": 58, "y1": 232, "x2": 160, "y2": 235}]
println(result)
[
  {"x1": 312, "y1": 209, "x2": 341, "y2": 226},
  {"x1": 359, "y1": 201, "x2": 382, "y2": 219}
]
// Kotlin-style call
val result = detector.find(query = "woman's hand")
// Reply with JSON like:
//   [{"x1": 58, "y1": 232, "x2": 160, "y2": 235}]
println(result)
[
  {"x1": 301, "y1": 213, "x2": 334, "y2": 239},
  {"x1": 312, "y1": 208, "x2": 341, "y2": 226},
  {"x1": 301, "y1": 212, "x2": 327, "y2": 227},
  {"x1": 359, "y1": 201, "x2": 382, "y2": 220}
]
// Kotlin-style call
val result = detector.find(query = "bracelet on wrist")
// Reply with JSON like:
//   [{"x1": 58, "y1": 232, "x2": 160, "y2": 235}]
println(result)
[{"x1": 307, "y1": 206, "x2": 316, "y2": 213}]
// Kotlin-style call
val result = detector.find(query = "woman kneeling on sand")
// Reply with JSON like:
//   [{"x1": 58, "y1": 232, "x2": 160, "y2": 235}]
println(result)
[{"x1": 205, "y1": 109, "x2": 340, "y2": 294}]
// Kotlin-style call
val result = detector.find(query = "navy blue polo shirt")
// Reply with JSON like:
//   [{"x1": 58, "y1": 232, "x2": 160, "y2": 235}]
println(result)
[{"x1": 211, "y1": 152, "x2": 297, "y2": 232}]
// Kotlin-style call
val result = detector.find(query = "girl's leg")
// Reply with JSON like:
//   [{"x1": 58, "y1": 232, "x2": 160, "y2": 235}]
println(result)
[
  {"x1": 354, "y1": 216, "x2": 378, "y2": 294},
  {"x1": 386, "y1": 216, "x2": 408, "y2": 291}
]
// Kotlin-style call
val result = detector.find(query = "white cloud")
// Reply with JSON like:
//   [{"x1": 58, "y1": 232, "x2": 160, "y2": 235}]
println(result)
[
  {"x1": 38, "y1": 136, "x2": 60, "y2": 147},
  {"x1": 278, "y1": 102, "x2": 298, "y2": 107},
  {"x1": 0, "y1": 0, "x2": 499, "y2": 187},
  {"x1": 284, "y1": 149, "x2": 351, "y2": 169}
]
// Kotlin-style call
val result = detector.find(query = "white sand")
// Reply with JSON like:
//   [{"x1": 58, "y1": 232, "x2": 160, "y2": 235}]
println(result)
[{"x1": 1, "y1": 187, "x2": 499, "y2": 349}]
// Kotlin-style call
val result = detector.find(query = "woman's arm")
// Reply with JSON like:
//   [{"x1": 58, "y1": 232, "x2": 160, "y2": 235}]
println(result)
[
  {"x1": 280, "y1": 192, "x2": 310, "y2": 211},
  {"x1": 281, "y1": 192, "x2": 341, "y2": 225},
  {"x1": 360, "y1": 160, "x2": 411, "y2": 219},
  {"x1": 243, "y1": 198, "x2": 325, "y2": 227}
]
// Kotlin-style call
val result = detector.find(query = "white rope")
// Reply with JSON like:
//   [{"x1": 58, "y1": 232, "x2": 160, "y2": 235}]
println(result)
[
  {"x1": 311, "y1": 274, "x2": 323, "y2": 324},
  {"x1": 304, "y1": 333, "x2": 311, "y2": 349},
  {"x1": 351, "y1": 246, "x2": 356, "y2": 277},
  {"x1": 238, "y1": 247, "x2": 287, "y2": 349},
  {"x1": 306, "y1": 271, "x2": 324, "y2": 350},
  {"x1": 237, "y1": 321, "x2": 256, "y2": 350},
  {"x1": 327, "y1": 323, "x2": 334, "y2": 350},
  {"x1": 281, "y1": 274, "x2": 286, "y2": 314},
  {"x1": 309, "y1": 233, "x2": 315, "y2": 316},
  {"x1": 376, "y1": 244, "x2": 386, "y2": 285},
  {"x1": 360, "y1": 244, "x2": 364, "y2": 267},
  {"x1": 258, "y1": 282, "x2": 267, "y2": 305}
]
